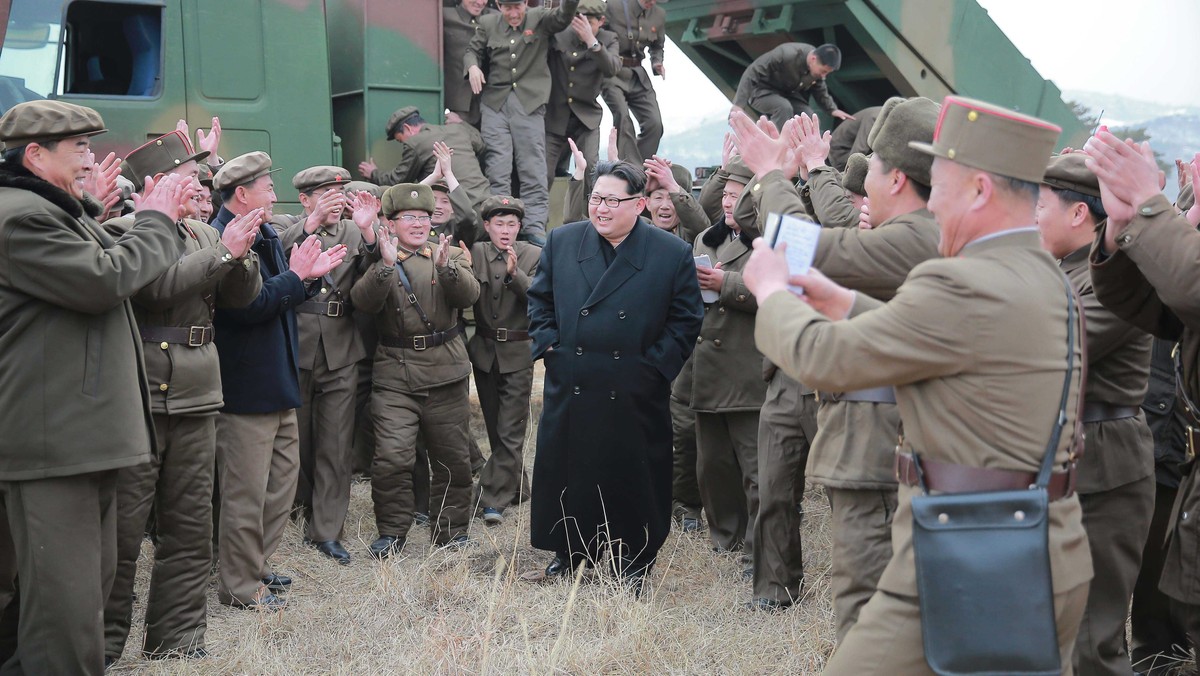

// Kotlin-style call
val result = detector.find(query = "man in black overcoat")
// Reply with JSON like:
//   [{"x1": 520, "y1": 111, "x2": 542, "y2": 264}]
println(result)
[{"x1": 526, "y1": 160, "x2": 703, "y2": 591}]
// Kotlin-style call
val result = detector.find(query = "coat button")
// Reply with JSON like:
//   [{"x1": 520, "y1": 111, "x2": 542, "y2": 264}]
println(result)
[
  {"x1": 718, "y1": 307, "x2": 726, "y2": 314},
  {"x1": 696, "y1": 336, "x2": 703, "y2": 343},
  {"x1": 618, "y1": 311, "x2": 626, "y2": 319},
  {"x1": 573, "y1": 386, "x2": 581, "y2": 395},
  {"x1": 160, "y1": 342, "x2": 169, "y2": 350},
  {"x1": 495, "y1": 274, "x2": 501, "y2": 279},
  {"x1": 714, "y1": 339, "x2": 722, "y2": 347},
  {"x1": 737, "y1": 294, "x2": 747, "y2": 302},
  {"x1": 159, "y1": 383, "x2": 169, "y2": 392},
  {"x1": 575, "y1": 347, "x2": 583, "y2": 355},
  {"x1": 612, "y1": 351, "x2": 620, "y2": 359},
  {"x1": 580, "y1": 309, "x2": 589, "y2": 316},
  {"x1": 1159, "y1": 402, "x2": 1168, "y2": 410},
  {"x1": 610, "y1": 391, "x2": 616, "y2": 399}
]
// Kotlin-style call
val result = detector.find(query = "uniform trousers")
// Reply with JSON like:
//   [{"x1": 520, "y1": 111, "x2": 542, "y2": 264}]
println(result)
[
  {"x1": 695, "y1": 410, "x2": 760, "y2": 554},
  {"x1": 670, "y1": 396, "x2": 701, "y2": 521},
  {"x1": 296, "y1": 349, "x2": 357, "y2": 542},
  {"x1": 1074, "y1": 473, "x2": 1156, "y2": 675},
  {"x1": 601, "y1": 68, "x2": 662, "y2": 164},
  {"x1": 481, "y1": 91, "x2": 549, "y2": 237},
  {"x1": 545, "y1": 114, "x2": 599, "y2": 194},
  {"x1": 745, "y1": 92, "x2": 816, "y2": 132},
  {"x1": 824, "y1": 582, "x2": 1089, "y2": 675},
  {"x1": 752, "y1": 374, "x2": 817, "y2": 604},
  {"x1": 1130, "y1": 482, "x2": 1191, "y2": 674},
  {"x1": 215, "y1": 410, "x2": 299, "y2": 605},
  {"x1": 474, "y1": 364, "x2": 533, "y2": 511},
  {"x1": 371, "y1": 379, "x2": 473, "y2": 544},
  {"x1": 105, "y1": 414, "x2": 215, "y2": 659},
  {"x1": 825, "y1": 486, "x2": 898, "y2": 643},
  {"x1": 0, "y1": 471, "x2": 118, "y2": 675}
]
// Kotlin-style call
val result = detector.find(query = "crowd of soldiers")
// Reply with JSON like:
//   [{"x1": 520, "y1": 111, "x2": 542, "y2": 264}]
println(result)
[{"x1": 0, "y1": 0, "x2": 1199, "y2": 674}]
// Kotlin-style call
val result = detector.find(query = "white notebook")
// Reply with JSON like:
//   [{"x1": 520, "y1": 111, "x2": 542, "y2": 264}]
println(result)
[{"x1": 762, "y1": 212, "x2": 822, "y2": 294}]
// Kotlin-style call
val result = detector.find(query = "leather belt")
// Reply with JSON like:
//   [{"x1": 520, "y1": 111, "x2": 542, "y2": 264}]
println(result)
[
  {"x1": 620, "y1": 56, "x2": 642, "y2": 68},
  {"x1": 895, "y1": 452, "x2": 1074, "y2": 501},
  {"x1": 819, "y1": 386, "x2": 897, "y2": 404},
  {"x1": 1080, "y1": 402, "x2": 1139, "y2": 423},
  {"x1": 378, "y1": 324, "x2": 462, "y2": 351},
  {"x1": 295, "y1": 300, "x2": 346, "y2": 317},
  {"x1": 481, "y1": 327, "x2": 529, "y2": 342},
  {"x1": 140, "y1": 325, "x2": 214, "y2": 347}
]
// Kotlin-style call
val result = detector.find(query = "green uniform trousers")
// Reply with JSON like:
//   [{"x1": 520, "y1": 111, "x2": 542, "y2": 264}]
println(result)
[
  {"x1": 601, "y1": 71, "x2": 662, "y2": 164},
  {"x1": 371, "y1": 379, "x2": 473, "y2": 544},
  {"x1": 105, "y1": 414, "x2": 215, "y2": 660},
  {"x1": 0, "y1": 471, "x2": 118, "y2": 675},
  {"x1": 474, "y1": 364, "x2": 533, "y2": 511},
  {"x1": 296, "y1": 353, "x2": 357, "y2": 542},
  {"x1": 752, "y1": 375, "x2": 817, "y2": 604},
  {"x1": 1130, "y1": 482, "x2": 1191, "y2": 674},
  {"x1": 1074, "y1": 474, "x2": 1156, "y2": 675},
  {"x1": 215, "y1": 410, "x2": 299, "y2": 605},
  {"x1": 695, "y1": 410, "x2": 761, "y2": 553},
  {"x1": 670, "y1": 396, "x2": 701, "y2": 521},
  {"x1": 824, "y1": 583, "x2": 1089, "y2": 675},
  {"x1": 826, "y1": 487, "x2": 898, "y2": 643},
  {"x1": 481, "y1": 91, "x2": 550, "y2": 237}
]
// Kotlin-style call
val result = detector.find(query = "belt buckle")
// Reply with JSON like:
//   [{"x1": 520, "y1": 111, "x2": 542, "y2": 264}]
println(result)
[
  {"x1": 495, "y1": 328, "x2": 508, "y2": 342},
  {"x1": 413, "y1": 335, "x2": 427, "y2": 351},
  {"x1": 407, "y1": 293, "x2": 418, "y2": 306},
  {"x1": 187, "y1": 326, "x2": 207, "y2": 347},
  {"x1": 326, "y1": 300, "x2": 343, "y2": 317}
]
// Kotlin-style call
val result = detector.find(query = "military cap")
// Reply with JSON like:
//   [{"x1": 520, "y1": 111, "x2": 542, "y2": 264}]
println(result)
[
  {"x1": 382, "y1": 183, "x2": 435, "y2": 217},
  {"x1": 481, "y1": 194, "x2": 525, "y2": 221},
  {"x1": 115, "y1": 175, "x2": 136, "y2": 214},
  {"x1": 212, "y1": 151, "x2": 280, "y2": 191},
  {"x1": 725, "y1": 155, "x2": 754, "y2": 185},
  {"x1": 1041, "y1": 153, "x2": 1100, "y2": 199},
  {"x1": 385, "y1": 106, "x2": 421, "y2": 138},
  {"x1": 0, "y1": 100, "x2": 107, "y2": 147},
  {"x1": 292, "y1": 165, "x2": 351, "y2": 192},
  {"x1": 842, "y1": 152, "x2": 869, "y2": 196},
  {"x1": 866, "y1": 96, "x2": 939, "y2": 187},
  {"x1": 197, "y1": 163, "x2": 215, "y2": 188},
  {"x1": 578, "y1": 0, "x2": 606, "y2": 15},
  {"x1": 429, "y1": 180, "x2": 450, "y2": 194},
  {"x1": 496, "y1": 0, "x2": 524, "y2": 4},
  {"x1": 909, "y1": 95, "x2": 1062, "y2": 184},
  {"x1": 346, "y1": 180, "x2": 384, "y2": 200},
  {"x1": 121, "y1": 130, "x2": 210, "y2": 191}
]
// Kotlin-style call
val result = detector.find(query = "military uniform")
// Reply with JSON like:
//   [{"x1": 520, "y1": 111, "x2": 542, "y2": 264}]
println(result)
[
  {"x1": 373, "y1": 114, "x2": 490, "y2": 209},
  {"x1": 275, "y1": 167, "x2": 372, "y2": 553},
  {"x1": 431, "y1": 180, "x2": 484, "y2": 248},
  {"x1": 465, "y1": 0, "x2": 580, "y2": 239},
  {"x1": 602, "y1": 0, "x2": 665, "y2": 164},
  {"x1": 545, "y1": 17, "x2": 620, "y2": 191},
  {"x1": 732, "y1": 42, "x2": 841, "y2": 129},
  {"x1": 103, "y1": 131, "x2": 264, "y2": 661},
  {"x1": 443, "y1": 2, "x2": 494, "y2": 126},
  {"x1": 828, "y1": 106, "x2": 881, "y2": 171},
  {"x1": 469, "y1": 197, "x2": 541, "y2": 513},
  {"x1": 350, "y1": 184, "x2": 480, "y2": 548},
  {"x1": 803, "y1": 165, "x2": 859, "y2": 229},
  {"x1": 756, "y1": 97, "x2": 1092, "y2": 673},
  {"x1": 0, "y1": 101, "x2": 186, "y2": 675}
]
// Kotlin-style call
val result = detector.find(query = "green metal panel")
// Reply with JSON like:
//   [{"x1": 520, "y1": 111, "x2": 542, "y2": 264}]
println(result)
[{"x1": 663, "y1": 0, "x2": 1087, "y2": 146}]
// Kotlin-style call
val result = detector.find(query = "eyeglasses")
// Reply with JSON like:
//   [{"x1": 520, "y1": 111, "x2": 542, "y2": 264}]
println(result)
[
  {"x1": 588, "y1": 193, "x2": 642, "y2": 208},
  {"x1": 393, "y1": 214, "x2": 432, "y2": 224}
]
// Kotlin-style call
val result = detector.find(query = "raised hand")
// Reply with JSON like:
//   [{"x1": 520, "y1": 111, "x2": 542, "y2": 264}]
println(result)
[
  {"x1": 350, "y1": 191, "x2": 380, "y2": 242},
  {"x1": 569, "y1": 138, "x2": 588, "y2": 181},
  {"x1": 358, "y1": 157, "x2": 378, "y2": 179},
  {"x1": 433, "y1": 232, "x2": 451, "y2": 268},
  {"x1": 134, "y1": 173, "x2": 196, "y2": 222},
  {"x1": 1186, "y1": 154, "x2": 1200, "y2": 228},
  {"x1": 221, "y1": 207, "x2": 264, "y2": 259},
  {"x1": 729, "y1": 110, "x2": 789, "y2": 177},
  {"x1": 653, "y1": 63, "x2": 666, "y2": 79},
  {"x1": 304, "y1": 188, "x2": 346, "y2": 233},
  {"x1": 570, "y1": 14, "x2": 596, "y2": 44},
  {"x1": 378, "y1": 226, "x2": 399, "y2": 266},
  {"x1": 505, "y1": 246, "x2": 518, "y2": 276},
  {"x1": 607, "y1": 128, "x2": 620, "y2": 162},
  {"x1": 644, "y1": 156, "x2": 681, "y2": 193},
  {"x1": 311, "y1": 243, "x2": 348, "y2": 277},
  {"x1": 796, "y1": 113, "x2": 832, "y2": 172},
  {"x1": 459, "y1": 240, "x2": 473, "y2": 267},
  {"x1": 1083, "y1": 131, "x2": 1161, "y2": 237},
  {"x1": 86, "y1": 151, "x2": 123, "y2": 211},
  {"x1": 721, "y1": 132, "x2": 738, "y2": 170},
  {"x1": 197, "y1": 117, "x2": 221, "y2": 159},
  {"x1": 857, "y1": 198, "x2": 873, "y2": 230}
]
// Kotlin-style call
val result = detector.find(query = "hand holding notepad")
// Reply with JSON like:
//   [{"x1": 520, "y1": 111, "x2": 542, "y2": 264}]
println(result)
[{"x1": 762, "y1": 212, "x2": 822, "y2": 294}]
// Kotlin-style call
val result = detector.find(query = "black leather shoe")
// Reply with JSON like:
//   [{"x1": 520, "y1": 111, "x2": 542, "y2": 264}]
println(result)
[
  {"x1": 313, "y1": 540, "x2": 351, "y2": 565},
  {"x1": 744, "y1": 597, "x2": 793, "y2": 612},
  {"x1": 438, "y1": 534, "x2": 473, "y2": 550},
  {"x1": 681, "y1": 516, "x2": 702, "y2": 533},
  {"x1": 261, "y1": 573, "x2": 291, "y2": 591},
  {"x1": 544, "y1": 555, "x2": 575, "y2": 578},
  {"x1": 226, "y1": 593, "x2": 287, "y2": 612},
  {"x1": 369, "y1": 535, "x2": 406, "y2": 559}
]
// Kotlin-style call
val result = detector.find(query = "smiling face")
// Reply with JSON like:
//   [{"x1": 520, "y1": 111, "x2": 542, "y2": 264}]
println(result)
[
  {"x1": 647, "y1": 188, "x2": 678, "y2": 229},
  {"x1": 484, "y1": 212, "x2": 522, "y2": 250},
  {"x1": 461, "y1": 0, "x2": 488, "y2": 17},
  {"x1": 588, "y1": 174, "x2": 645, "y2": 244},
  {"x1": 197, "y1": 185, "x2": 213, "y2": 222},
  {"x1": 389, "y1": 208, "x2": 433, "y2": 250},
  {"x1": 167, "y1": 159, "x2": 201, "y2": 219},
  {"x1": 299, "y1": 184, "x2": 347, "y2": 226},
  {"x1": 236, "y1": 175, "x2": 277, "y2": 218},
  {"x1": 25, "y1": 135, "x2": 93, "y2": 199},
  {"x1": 499, "y1": 2, "x2": 527, "y2": 27},
  {"x1": 431, "y1": 189, "x2": 452, "y2": 226}
]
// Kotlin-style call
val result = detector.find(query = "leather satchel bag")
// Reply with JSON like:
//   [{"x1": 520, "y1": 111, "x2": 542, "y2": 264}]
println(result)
[{"x1": 910, "y1": 280, "x2": 1080, "y2": 676}]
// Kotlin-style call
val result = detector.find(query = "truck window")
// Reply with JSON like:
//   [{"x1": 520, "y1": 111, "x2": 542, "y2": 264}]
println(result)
[
  {"x1": 0, "y1": 2, "x2": 62, "y2": 110},
  {"x1": 60, "y1": 1, "x2": 163, "y2": 97}
]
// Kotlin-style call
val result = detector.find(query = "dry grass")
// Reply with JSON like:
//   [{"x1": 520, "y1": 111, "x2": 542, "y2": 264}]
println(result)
[{"x1": 109, "y1": 364, "x2": 840, "y2": 674}]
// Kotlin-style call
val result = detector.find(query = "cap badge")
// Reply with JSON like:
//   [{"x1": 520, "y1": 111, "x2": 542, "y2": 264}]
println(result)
[{"x1": 410, "y1": 190, "x2": 418, "y2": 198}]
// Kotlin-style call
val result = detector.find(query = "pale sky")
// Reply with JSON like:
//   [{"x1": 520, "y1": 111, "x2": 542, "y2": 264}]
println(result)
[{"x1": 625, "y1": 0, "x2": 1200, "y2": 135}]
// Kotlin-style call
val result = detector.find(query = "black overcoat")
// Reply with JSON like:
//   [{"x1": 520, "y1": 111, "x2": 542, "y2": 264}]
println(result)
[{"x1": 527, "y1": 219, "x2": 703, "y2": 566}]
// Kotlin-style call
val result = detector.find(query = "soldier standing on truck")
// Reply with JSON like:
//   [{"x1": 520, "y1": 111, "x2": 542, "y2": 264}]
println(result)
[{"x1": 602, "y1": 0, "x2": 667, "y2": 165}]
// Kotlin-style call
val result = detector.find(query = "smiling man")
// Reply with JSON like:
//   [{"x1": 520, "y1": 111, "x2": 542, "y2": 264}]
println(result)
[{"x1": 525, "y1": 160, "x2": 703, "y2": 594}]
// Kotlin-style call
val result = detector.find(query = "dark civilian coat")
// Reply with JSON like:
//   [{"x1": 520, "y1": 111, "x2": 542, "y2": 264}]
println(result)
[
  {"x1": 527, "y1": 219, "x2": 703, "y2": 564},
  {"x1": 212, "y1": 206, "x2": 314, "y2": 414}
]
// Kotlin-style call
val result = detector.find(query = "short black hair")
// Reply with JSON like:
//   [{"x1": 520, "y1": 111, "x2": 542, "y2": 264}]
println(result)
[
  {"x1": 594, "y1": 160, "x2": 648, "y2": 195},
  {"x1": 401, "y1": 112, "x2": 424, "y2": 130},
  {"x1": 876, "y1": 156, "x2": 931, "y2": 201},
  {"x1": 813, "y1": 44, "x2": 842, "y2": 70},
  {"x1": 1050, "y1": 187, "x2": 1107, "y2": 223},
  {"x1": 1, "y1": 140, "x2": 61, "y2": 165}
]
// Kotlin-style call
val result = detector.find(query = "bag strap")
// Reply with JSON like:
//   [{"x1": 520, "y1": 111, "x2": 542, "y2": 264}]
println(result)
[
  {"x1": 393, "y1": 261, "x2": 435, "y2": 332},
  {"x1": 1034, "y1": 276, "x2": 1081, "y2": 488}
]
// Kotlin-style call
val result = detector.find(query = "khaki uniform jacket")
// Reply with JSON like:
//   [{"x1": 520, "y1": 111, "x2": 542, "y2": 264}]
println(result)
[
  {"x1": 805, "y1": 165, "x2": 859, "y2": 229},
  {"x1": 733, "y1": 43, "x2": 838, "y2": 115},
  {"x1": 104, "y1": 216, "x2": 262, "y2": 415},
  {"x1": 0, "y1": 173, "x2": 185, "y2": 480},
  {"x1": 350, "y1": 244, "x2": 479, "y2": 394},
  {"x1": 603, "y1": 0, "x2": 665, "y2": 92},
  {"x1": 372, "y1": 123, "x2": 490, "y2": 205},
  {"x1": 674, "y1": 229, "x2": 766, "y2": 412},
  {"x1": 275, "y1": 217, "x2": 370, "y2": 371},
  {"x1": 1060, "y1": 245, "x2": 1154, "y2": 494},
  {"x1": 547, "y1": 27, "x2": 621, "y2": 134},
  {"x1": 467, "y1": 240, "x2": 541, "y2": 374},
  {"x1": 443, "y1": 3, "x2": 494, "y2": 114},
  {"x1": 757, "y1": 229, "x2": 1093, "y2": 597},
  {"x1": 828, "y1": 106, "x2": 881, "y2": 170},
  {"x1": 1089, "y1": 195, "x2": 1200, "y2": 602},
  {"x1": 465, "y1": 0, "x2": 580, "y2": 113}
]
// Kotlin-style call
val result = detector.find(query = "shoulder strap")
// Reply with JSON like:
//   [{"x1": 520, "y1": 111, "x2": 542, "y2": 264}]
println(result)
[
  {"x1": 393, "y1": 261, "x2": 435, "y2": 332},
  {"x1": 1035, "y1": 276, "x2": 1083, "y2": 488}
]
